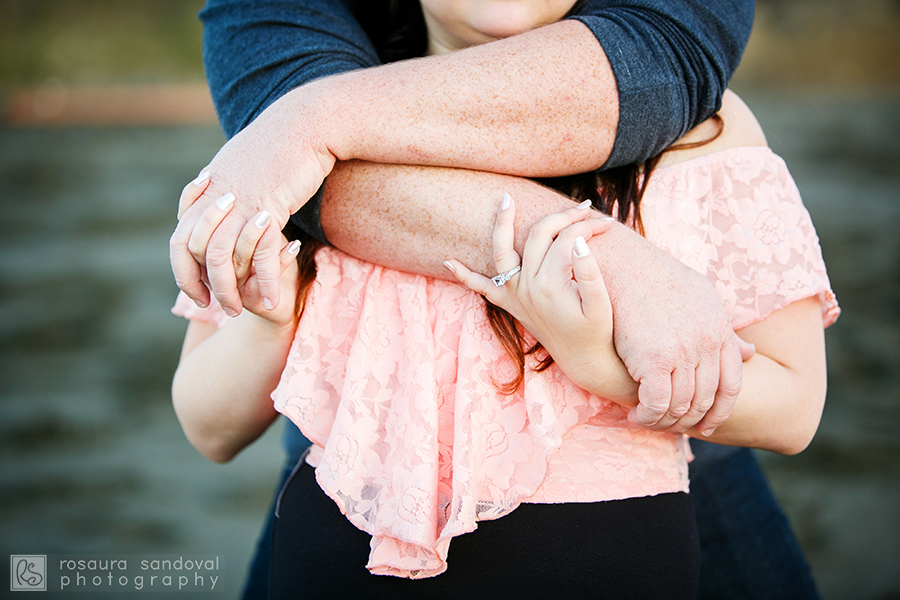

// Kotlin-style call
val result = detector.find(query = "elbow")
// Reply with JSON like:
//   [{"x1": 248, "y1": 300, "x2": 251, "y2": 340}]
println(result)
[
  {"x1": 193, "y1": 437, "x2": 240, "y2": 464},
  {"x1": 172, "y1": 379, "x2": 240, "y2": 464},
  {"x1": 770, "y1": 385, "x2": 827, "y2": 456},
  {"x1": 771, "y1": 426, "x2": 817, "y2": 456},
  {"x1": 176, "y1": 413, "x2": 242, "y2": 464}
]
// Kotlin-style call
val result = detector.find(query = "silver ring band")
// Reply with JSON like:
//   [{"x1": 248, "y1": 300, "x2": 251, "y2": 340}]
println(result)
[{"x1": 491, "y1": 265, "x2": 522, "y2": 287}]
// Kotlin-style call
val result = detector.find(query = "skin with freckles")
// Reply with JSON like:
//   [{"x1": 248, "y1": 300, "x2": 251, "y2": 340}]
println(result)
[
  {"x1": 173, "y1": 91, "x2": 826, "y2": 462},
  {"x1": 445, "y1": 192, "x2": 827, "y2": 456},
  {"x1": 420, "y1": 0, "x2": 581, "y2": 54},
  {"x1": 171, "y1": 4, "x2": 748, "y2": 439},
  {"x1": 319, "y1": 92, "x2": 761, "y2": 434}
]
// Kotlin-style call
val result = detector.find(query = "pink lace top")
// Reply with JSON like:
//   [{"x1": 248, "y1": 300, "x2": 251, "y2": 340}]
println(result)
[{"x1": 173, "y1": 146, "x2": 839, "y2": 579}]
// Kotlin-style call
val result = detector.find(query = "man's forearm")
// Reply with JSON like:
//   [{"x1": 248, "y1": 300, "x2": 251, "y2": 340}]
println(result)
[
  {"x1": 320, "y1": 161, "x2": 579, "y2": 279},
  {"x1": 297, "y1": 20, "x2": 618, "y2": 178}
]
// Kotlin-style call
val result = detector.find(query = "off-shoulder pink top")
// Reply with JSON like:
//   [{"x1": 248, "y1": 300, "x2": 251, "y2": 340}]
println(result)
[{"x1": 174, "y1": 147, "x2": 839, "y2": 579}]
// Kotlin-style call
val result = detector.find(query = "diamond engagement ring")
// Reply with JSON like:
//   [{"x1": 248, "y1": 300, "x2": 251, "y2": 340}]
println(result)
[{"x1": 491, "y1": 265, "x2": 522, "y2": 287}]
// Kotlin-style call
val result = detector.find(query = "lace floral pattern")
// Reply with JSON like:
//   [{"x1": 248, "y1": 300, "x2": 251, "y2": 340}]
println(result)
[
  {"x1": 172, "y1": 146, "x2": 839, "y2": 579},
  {"x1": 643, "y1": 147, "x2": 839, "y2": 329}
]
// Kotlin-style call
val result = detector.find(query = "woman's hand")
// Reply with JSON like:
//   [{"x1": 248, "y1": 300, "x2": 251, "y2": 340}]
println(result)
[
  {"x1": 444, "y1": 195, "x2": 639, "y2": 406},
  {"x1": 175, "y1": 179, "x2": 303, "y2": 329},
  {"x1": 169, "y1": 89, "x2": 335, "y2": 318}
]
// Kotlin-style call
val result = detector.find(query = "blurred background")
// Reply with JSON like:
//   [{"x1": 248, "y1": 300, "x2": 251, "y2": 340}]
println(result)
[{"x1": 1, "y1": 0, "x2": 898, "y2": 598}]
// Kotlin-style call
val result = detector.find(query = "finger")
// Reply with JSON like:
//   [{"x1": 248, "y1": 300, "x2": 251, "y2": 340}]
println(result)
[
  {"x1": 654, "y1": 367, "x2": 695, "y2": 429},
  {"x1": 669, "y1": 359, "x2": 718, "y2": 432},
  {"x1": 539, "y1": 218, "x2": 613, "y2": 291},
  {"x1": 521, "y1": 200, "x2": 594, "y2": 278},
  {"x1": 491, "y1": 193, "x2": 521, "y2": 275},
  {"x1": 443, "y1": 259, "x2": 504, "y2": 302},
  {"x1": 233, "y1": 210, "x2": 272, "y2": 285},
  {"x1": 629, "y1": 370, "x2": 672, "y2": 428},
  {"x1": 178, "y1": 168, "x2": 211, "y2": 219},
  {"x1": 250, "y1": 226, "x2": 286, "y2": 311},
  {"x1": 205, "y1": 211, "x2": 248, "y2": 317},
  {"x1": 570, "y1": 227, "x2": 614, "y2": 321},
  {"x1": 532, "y1": 220, "x2": 601, "y2": 294},
  {"x1": 737, "y1": 336, "x2": 756, "y2": 361},
  {"x1": 280, "y1": 239, "x2": 302, "y2": 271},
  {"x1": 695, "y1": 337, "x2": 744, "y2": 436},
  {"x1": 170, "y1": 221, "x2": 211, "y2": 308},
  {"x1": 187, "y1": 193, "x2": 235, "y2": 264}
]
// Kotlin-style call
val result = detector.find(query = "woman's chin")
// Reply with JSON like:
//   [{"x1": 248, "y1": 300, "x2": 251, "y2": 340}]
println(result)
[{"x1": 470, "y1": 5, "x2": 551, "y2": 40}]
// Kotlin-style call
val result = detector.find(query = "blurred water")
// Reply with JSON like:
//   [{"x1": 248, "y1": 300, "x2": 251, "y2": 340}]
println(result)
[{"x1": 0, "y1": 94, "x2": 898, "y2": 599}]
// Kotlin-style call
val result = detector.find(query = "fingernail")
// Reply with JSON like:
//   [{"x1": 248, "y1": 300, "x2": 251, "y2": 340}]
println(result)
[
  {"x1": 287, "y1": 240, "x2": 301, "y2": 254},
  {"x1": 215, "y1": 192, "x2": 235, "y2": 210},
  {"x1": 577, "y1": 199, "x2": 592, "y2": 210},
  {"x1": 223, "y1": 306, "x2": 238, "y2": 318},
  {"x1": 255, "y1": 211, "x2": 271, "y2": 228},
  {"x1": 262, "y1": 298, "x2": 274, "y2": 311},
  {"x1": 193, "y1": 170, "x2": 210, "y2": 185},
  {"x1": 573, "y1": 236, "x2": 590, "y2": 258},
  {"x1": 443, "y1": 261, "x2": 455, "y2": 273},
  {"x1": 600, "y1": 216, "x2": 616, "y2": 221},
  {"x1": 500, "y1": 193, "x2": 511, "y2": 210},
  {"x1": 194, "y1": 299, "x2": 208, "y2": 309},
  {"x1": 701, "y1": 428, "x2": 716, "y2": 437}
]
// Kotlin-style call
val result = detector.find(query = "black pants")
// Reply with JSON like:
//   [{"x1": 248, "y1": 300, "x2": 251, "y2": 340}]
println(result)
[{"x1": 270, "y1": 460, "x2": 699, "y2": 600}]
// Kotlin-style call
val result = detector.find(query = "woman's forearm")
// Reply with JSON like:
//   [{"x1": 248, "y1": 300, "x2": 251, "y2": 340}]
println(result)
[
  {"x1": 172, "y1": 316, "x2": 293, "y2": 462},
  {"x1": 687, "y1": 297, "x2": 828, "y2": 455}
]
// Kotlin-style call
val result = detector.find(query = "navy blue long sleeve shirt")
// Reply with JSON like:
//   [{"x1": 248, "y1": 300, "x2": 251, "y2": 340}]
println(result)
[
  {"x1": 200, "y1": 0, "x2": 753, "y2": 167},
  {"x1": 199, "y1": 0, "x2": 753, "y2": 461}
]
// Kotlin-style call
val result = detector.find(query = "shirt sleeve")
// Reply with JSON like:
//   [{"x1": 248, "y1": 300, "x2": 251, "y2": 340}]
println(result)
[
  {"x1": 570, "y1": 0, "x2": 755, "y2": 168},
  {"x1": 200, "y1": 0, "x2": 381, "y2": 139},
  {"x1": 199, "y1": 0, "x2": 754, "y2": 238},
  {"x1": 171, "y1": 291, "x2": 230, "y2": 328}
]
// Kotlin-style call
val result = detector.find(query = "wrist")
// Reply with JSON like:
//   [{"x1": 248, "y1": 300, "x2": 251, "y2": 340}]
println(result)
[
  {"x1": 238, "y1": 308, "x2": 297, "y2": 342},
  {"x1": 566, "y1": 347, "x2": 639, "y2": 408}
]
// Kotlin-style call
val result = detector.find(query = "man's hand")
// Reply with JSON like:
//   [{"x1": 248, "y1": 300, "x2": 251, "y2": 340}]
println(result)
[
  {"x1": 169, "y1": 90, "x2": 335, "y2": 316},
  {"x1": 593, "y1": 226, "x2": 756, "y2": 436}
]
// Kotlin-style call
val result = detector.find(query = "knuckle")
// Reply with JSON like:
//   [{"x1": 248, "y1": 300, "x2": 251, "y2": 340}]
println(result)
[
  {"x1": 205, "y1": 245, "x2": 233, "y2": 268},
  {"x1": 251, "y1": 244, "x2": 279, "y2": 266},
  {"x1": 169, "y1": 230, "x2": 187, "y2": 253},
  {"x1": 718, "y1": 378, "x2": 742, "y2": 399},
  {"x1": 641, "y1": 399, "x2": 669, "y2": 418},
  {"x1": 692, "y1": 394, "x2": 715, "y2": 413},
  {"x1": 492, "y1": 248, "x2": 511, "y2": 266},
  {"x1": 186, "y1": 238, "x2": 205, "y2": 260},
  {"x1": 669, "y1": 403, "x2": 690, "y2": 419}
]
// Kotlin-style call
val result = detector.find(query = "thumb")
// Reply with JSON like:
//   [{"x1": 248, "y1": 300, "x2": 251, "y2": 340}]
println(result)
[{"x1": 735, "y1": 335, "x2": 756, "y2": 361}]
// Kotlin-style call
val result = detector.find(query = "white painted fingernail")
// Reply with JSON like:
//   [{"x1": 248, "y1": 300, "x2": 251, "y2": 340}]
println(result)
[
  {"x1": 262, "y1": 298, "x2": 274, "y2": 311},
  {"x1": 215, "y1": 192, "x2": 235, "y2": 210},
  {"x1": 255, "y1": 211, "x2": 271, "y2": 228},
  {"x1": 600, "y1": 216, "x2": 616, "y2": 221},
  {"x1": 193, "y1": 170, "x2": 210, "y2": 185},
  {"x1": 573, "y1": 236, "x2": 590, "y2": 258},
  {"x1": 443, "y1": 261, "x2": 455, "y2": 273},
  {"x1": 287, "y1": 240, "x2": 301, "y2": 254},
  {"x1": 577, "y1": 199, "x2": 592, "y2": 209},
  {"x1": 501, "y1": 193, "x2": 511, "y2": 210}
]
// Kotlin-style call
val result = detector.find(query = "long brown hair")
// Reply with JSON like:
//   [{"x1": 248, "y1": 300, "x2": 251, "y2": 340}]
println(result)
[
  {"x1": 484, "y1": 118, "x2": 723, "y2": 393},
  {"x1": 285, "y1": 3, "x2": 723, "y2": 392}
]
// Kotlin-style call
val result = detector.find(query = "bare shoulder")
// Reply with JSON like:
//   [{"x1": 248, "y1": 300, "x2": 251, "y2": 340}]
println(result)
[{"x1": 657, "y1": 90, "x2": 768, "y2": 167}]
